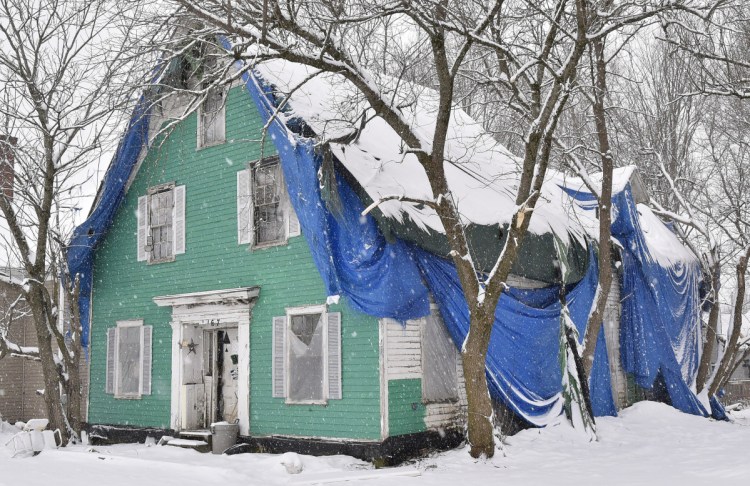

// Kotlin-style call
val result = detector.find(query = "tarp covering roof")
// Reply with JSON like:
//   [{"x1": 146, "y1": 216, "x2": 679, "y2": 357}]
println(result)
[
  {"x1": 67, "y1": 46, "x2": 713, "y2": 423},
  {"x1": 253, "y1": 59, "x2": 594, "y2": 244}
]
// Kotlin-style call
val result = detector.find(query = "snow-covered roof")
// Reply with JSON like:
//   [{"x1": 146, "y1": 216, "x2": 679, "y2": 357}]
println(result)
[
  {"x1": 254, "y1": 59, "x2": 591, "y2": 244},
  {"x1": 637, "y1": 204, "x2": 698, "y2": 267}
]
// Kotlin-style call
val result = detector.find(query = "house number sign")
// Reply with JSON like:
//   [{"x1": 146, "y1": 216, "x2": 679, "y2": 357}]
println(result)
[{"x1": 202, "y1": 319, "x2": 221, "y2": 326}]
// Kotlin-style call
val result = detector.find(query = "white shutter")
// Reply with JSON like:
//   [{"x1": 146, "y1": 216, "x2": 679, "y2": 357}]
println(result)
[
  {"x1": 237, "y1": 168, "x2": 253, "y2": 245},
  {"x1": 106, "y1": 328, "x2": 116, "y2": 394},
  {"x1": 141, "y1": 325, "x2": 153, "y2": 396},
  {"x1": 288, "y1": 199, "x2": 301, "y2": 237},
  {"x1": 272, "y1": 316, "x2": 287, "y2": 398},
  {"x1": 173, "y1": 185, "x2": 186, "y2": 255},
  {"x1": 137, "y1": 196, "x2": 148, "y2": 261},
  {"x1": 216, "y1": 96, "x2": 226, "y2": 142},
  {"x1": 327, "y1": 312, "x2": 342, "y2": 400}
]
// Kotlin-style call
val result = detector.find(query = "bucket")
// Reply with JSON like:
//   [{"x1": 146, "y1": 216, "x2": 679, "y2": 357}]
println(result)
[{"x1": 210, "y1": 421, "x2": 239, "y2": 454}]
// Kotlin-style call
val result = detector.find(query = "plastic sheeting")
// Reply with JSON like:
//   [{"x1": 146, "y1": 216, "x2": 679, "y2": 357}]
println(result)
[
  {"x1": 240, "y1": 66, "x2": 617, "y2": 424},
  {"x1": 414, "y1": 247, "x2": 617, "y2": 422},
  {"x1": 67, "y1": 98, "x2": 152, "y2": 348},
  {"x1": 564, "y1": 185, "x2": 707, "y2": 417},
  {"x1": 68, "y1": 51, "x2": 707, "y2": 424}
]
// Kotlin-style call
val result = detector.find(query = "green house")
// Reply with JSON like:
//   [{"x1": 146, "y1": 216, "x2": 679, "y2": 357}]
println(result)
[
  {"x1": 74, "y1": 50, "x2": 695, "y2": 461},
  {"x1": 80, "y1": 73, "x2": 468, "y2": 463}
]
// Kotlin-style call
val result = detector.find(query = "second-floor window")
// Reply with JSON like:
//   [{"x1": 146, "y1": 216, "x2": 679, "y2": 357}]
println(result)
[
  {"x1": 149, "y1": 187, "x2": 173, "y2": 261},
  {"x1": 253, "y1": 162, "x2": 284, "y2": 245},
  {"x1": 137, "y1": 183, "x2": 186, "y2": 263},
  {"x1": 237, "y1": 157, "x2": 300, "y2": 248}
]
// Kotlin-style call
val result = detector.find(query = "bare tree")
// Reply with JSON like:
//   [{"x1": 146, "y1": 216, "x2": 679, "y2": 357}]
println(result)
[
  {"x1": 0, "y1": 0, "x2": 150, "y2": 443},
  {"x1": 158, "y1": 0, "x2": 727, "y2": 456}
]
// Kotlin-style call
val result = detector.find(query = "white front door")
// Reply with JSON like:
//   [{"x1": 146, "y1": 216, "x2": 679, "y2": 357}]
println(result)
[{"x1": 180, "y1": 324, "x2": 240, "y2": 429}]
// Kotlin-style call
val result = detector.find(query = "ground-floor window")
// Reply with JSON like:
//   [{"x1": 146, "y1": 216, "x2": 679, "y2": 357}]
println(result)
[
  {"x1": 421, "y1": 307, "x2": 459, "y2": 402},
  {"x1": 106, "y1": 320, "x2": 152, "y2": 399},
  {"x1": 272, "y1": 306, "x2": 341, "y2": 404}
]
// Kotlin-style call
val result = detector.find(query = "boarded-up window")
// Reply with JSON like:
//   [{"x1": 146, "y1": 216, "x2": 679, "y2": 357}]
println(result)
[
  {"x1": 422, "y1": 309, "x2": 459, "y2": 402},
  {"x1": 105, "y1": 320, "x2": 153, "y2": 399}
]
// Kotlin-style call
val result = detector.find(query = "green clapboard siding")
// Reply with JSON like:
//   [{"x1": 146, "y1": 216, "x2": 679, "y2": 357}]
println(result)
[
  {"x1": 88, "y1": 85, "x2": 381, "y2": 440},
  {"x1": 388, "y1": 379, "x2": 426, "y2": 436}
]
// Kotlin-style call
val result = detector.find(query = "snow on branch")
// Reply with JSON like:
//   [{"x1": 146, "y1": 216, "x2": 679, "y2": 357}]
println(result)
[{"x1": 361, "y1": 194, "x2": 438, "y2": 217}]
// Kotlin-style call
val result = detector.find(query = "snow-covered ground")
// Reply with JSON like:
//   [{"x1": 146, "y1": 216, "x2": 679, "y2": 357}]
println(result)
[{"x1": 2, "y1": 402, "x2": 749, "y2": 486}]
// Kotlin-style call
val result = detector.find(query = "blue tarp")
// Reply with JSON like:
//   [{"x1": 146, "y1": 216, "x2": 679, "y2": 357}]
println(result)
[
  {"x1": 240, "y1": 66, "x2": 617, "y2": 424},
  {"x1": 563, "y1": 186, "x2": 707, "y2": 417},
  {"x1": 68, "y1": 51, "x2": 709, "y2": 425},
  {"x1": 67, "y1": 98, "x2": 151, "y2": 348}
]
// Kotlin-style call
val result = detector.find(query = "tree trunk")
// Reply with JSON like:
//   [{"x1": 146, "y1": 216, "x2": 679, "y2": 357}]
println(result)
[
  {"x1": 581, "y1": 36, "x2": 613, "y2": 380},
  {"x1": 696, "y1": 260, "x2": 721, "y2": 393},
  {"x1": 462, "y1": 308, "x2": 496, "y2": 458},
  {"x1": 27, "y1": 283, "x2": 70, "y2": 444},
  {"x1": 709, "y1": 248, "x2": 750, "y2": 396}
]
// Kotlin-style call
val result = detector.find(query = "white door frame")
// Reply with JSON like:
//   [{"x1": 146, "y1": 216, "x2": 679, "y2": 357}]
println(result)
[{"x1": 154, "y1": 287, "x2": 258, "y2": 435}]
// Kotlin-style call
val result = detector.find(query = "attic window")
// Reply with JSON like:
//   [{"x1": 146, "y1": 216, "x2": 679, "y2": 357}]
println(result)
[{"x1": 198, "y1": 85, "x2": 225, "y2": 147}]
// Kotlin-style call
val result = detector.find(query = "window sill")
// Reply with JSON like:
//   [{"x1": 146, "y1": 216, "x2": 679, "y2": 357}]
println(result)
[
  {"x1": 114, "y1": 394, "x2": 143, "y2": 400},
  {"x1": 422, "y1": 397, "x2": 460, "y2": 405},
  {"x1": 196, "y1": 139, "x2": 226, "y2": 151},
  {"x1": 284, "y1": 399, "x2": 328, "y2": 406},
  {"x1": 251, "y1": 239, "x2": 288, "y2": 251},
  {"x1": 147, "y1": 255, "x2": 176, "y2": 265}
]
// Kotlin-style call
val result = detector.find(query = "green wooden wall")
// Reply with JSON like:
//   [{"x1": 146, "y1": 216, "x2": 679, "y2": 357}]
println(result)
[
  {"x1": 88, "y1": 85, "x2": 381, "y2": 440},
  {"x1": 387, "y1": 379, "x2": 426, "y2": 436}
]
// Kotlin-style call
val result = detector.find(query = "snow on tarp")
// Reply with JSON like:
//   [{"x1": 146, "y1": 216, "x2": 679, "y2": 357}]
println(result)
[
  {"x1": 241, "y1": 58, "x2": 617, "y2": 423},
  {"x1": 562, "y1": 183, "x2": 707, "y2": 417},
  {"x1": 253, "y1": 59, "x2": 592, "y2": 244},
  {"x1": 66, "y1": 98, "x2": 152, "y2": 348}
]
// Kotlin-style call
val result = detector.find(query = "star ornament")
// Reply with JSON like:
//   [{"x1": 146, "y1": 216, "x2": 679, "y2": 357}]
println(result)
[{"x1": 186, "y1": 338, "x2": 199, "y2": 355}]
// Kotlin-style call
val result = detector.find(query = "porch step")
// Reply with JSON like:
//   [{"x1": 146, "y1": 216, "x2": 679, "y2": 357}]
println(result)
[
  {"x1": 161, "y1": 437, "x2": 211, "y2": 453},
  {"x1": 179, "y1": 430, "x2": 212, "y2": 441}
]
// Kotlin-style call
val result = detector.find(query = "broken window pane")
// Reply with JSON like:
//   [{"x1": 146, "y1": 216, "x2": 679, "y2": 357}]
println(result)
[
  {"x1": 117, "y1": 326, "x2": 141, "y2": 396},
  {"x1": 149, "y1": 187, "x2": 173, "y2": 262},
  {"x1": 253, "y1": 162, "x2": 284, "y2": 244},
  {"x1": 288, "y1": 313, "x2": 324, "y2": 402}
]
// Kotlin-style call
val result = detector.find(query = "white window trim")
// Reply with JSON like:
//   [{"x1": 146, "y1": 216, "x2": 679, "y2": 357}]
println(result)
[
  {"x1": 238, "y1": 157, "x2": 300, "y2": 249},
  {"x1": 196, "y1": 86, "x2": 226, "y2": 149},
  {"x1": 138, "y1": 182, "x2": 185, "y2": 264},
  {"x1": 113, "y1": 319, "x2": 145, "y2": 400},
  {"x1": 285, "y1": 304, "x2": 329, "y2": 405}
]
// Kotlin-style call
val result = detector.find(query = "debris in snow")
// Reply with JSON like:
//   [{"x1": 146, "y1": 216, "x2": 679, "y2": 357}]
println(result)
[{"x1": 280, "y1": 452, "x2": 303, "y2": 474}]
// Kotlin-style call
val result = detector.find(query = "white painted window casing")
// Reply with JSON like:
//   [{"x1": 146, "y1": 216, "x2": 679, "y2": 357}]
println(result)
[
  {"x1": 237, "y1": 157, "x2": 301, "y2": 247},
  {"x1": 272, "y1": 307, "x2": 342, "y2": 403},
  {"x1": 137, "y1": 184, "x2": 185, "y2": 263},
  {"x1": 105, "y1": 320, "x2": 152, "y2": 399}
]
